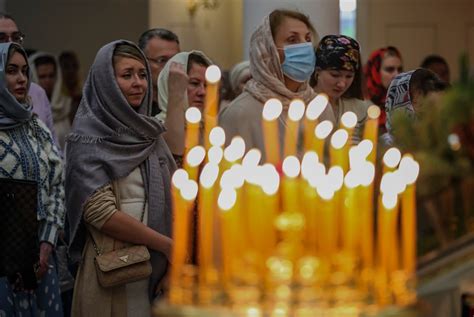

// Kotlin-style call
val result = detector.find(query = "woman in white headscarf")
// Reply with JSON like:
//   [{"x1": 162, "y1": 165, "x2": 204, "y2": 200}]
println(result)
[
  {"x1": 156, "y1": 50, "x2": 212, "y2": 158},
  {"x1": 29, "y1": 52, "x2": 72, "y2": 150}
]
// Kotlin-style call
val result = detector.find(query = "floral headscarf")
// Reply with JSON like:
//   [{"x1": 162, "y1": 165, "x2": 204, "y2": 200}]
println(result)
[
  {"x1": 364, "y1": 46, "x2": 402, "y2": 128},
  {"x1": 315, "y1": 35, "x2": 360, "y2": 72}
]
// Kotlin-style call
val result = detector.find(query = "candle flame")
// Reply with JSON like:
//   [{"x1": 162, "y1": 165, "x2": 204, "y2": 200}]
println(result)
[
  {"x1": 185, "y1": 106, "x2": 202, "y2": 124},
  {"x1": 172, "y1": 169, "x2": 189, "y2": 189},
  {"x1": 217, "y1": 188, "x2": 237, "y2": 211},
  {"x1": 200, "y1": 163, "x2": 220, "y2": 188},
  {"x1": 262, "y1": 98, "x2": 283, "y2": 121},
  {"x1": 328, "y1": 166, "x2": 344, "y2": 191},
  {"x1": 330, "y1": 129, "x2": 349, "y2": 150},
  {"x1": 207, "y1": 146, "x2": 224, "y2": 164},
  {"x1": 314, "y1": 120, "x2": 334, "y2": 139},
  {"x1": 367, "y1": 105, "x2": 381, "y2": 119},
  {"x1": 260, "y1": 163, "x2": 280, "y2": 195},
  {"x1": 186, "y1": 146, "x2": 206, "y2": 167},
  {"x1": 399, "y1": 155, "x2": 420, "y2": 185},
  {"x1": 383, "y1": 147, "x2": 402, "y2": 168},
  {"x1": 224, "y1": 136, "x2": 246, "y2": 162},
  {"x1": 305, "y1": 93, "x2": 328, "y2": 120},
  {"x1": 209, "y1": 126, "x2": 226, "y2": 147},
  {"x1": 382, "y1": 193, "x2": 398, "y2": 209},
  {"x1": 282, "y1": 156, "x2": 300, "y2": 178},
  {"x1": 317, "y1": 185, "x2": 335, "y2": 200},
  {"x1": 242, "y1": 148, "x2": 262, "y2": 168},
  {"x1": 205, "y1": 65, "x2": 221, "y2": 84},
  {"x1": 288, "y1": 99, "x2": 305, "y2": 121},
  {"x1": 180, "y1": 179, "x2": 198, "y2": 201},
  {"x1": 357, "y1": 139, "x2": 374, "y2": 159},
  {"x1": 341, "y1": 111, "x2": 358, "y2": 129},
  {"x1": 301, "y1": 151, "x2": 319, "y2": 180}
]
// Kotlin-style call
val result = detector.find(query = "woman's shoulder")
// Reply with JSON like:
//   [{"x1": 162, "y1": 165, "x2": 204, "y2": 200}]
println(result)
[{"x1": 219, "y1": 92, "x2": 263, "y2": 121}]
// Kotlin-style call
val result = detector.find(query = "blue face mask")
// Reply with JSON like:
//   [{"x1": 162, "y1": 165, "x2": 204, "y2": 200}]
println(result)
[{"x1": 280, "y1": 42, "x2": 316, "y2": 83}]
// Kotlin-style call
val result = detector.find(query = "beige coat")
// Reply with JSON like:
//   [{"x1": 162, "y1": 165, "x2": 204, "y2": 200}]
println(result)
[{"x1": 72, "y1": 168, "x2": 150, "y2": 317}]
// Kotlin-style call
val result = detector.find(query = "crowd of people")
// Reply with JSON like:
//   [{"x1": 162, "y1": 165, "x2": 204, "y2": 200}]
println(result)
[{"x1": 0, "y1": 8, "x2": 451, "y2": 317}]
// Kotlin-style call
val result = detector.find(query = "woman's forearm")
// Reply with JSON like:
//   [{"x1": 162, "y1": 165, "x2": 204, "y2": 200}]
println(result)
[
  {"x1": 101, "y1": 211, "x2": 172, "y2": 258},
  {"x1": 162, "y1": 94, "x2": 186, "y2": 155}
]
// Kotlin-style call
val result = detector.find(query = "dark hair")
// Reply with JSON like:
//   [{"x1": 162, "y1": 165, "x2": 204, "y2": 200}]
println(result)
[
  {"x1": 59, "y1": 51, "x2": 79, "y2": 66},
  {"x1": 113, "y1": 44, "x2": 146, "y2": 65},
  {"x1": 187, "y1": 53, "x2": 211, "y2": 72},
  {"x1": 33, "y1": 55, "x2": 56, "y2": 72},
  {"x1": 269, "y1": 9, "x2": 317, "y2": 43},
  {"x1": 409, "y1": 68, "x2": 448, "y2": 99},
  {"x1": 420, "y1": 54, "x2": 448, "y2": 69},
  {"x1": 138, "y1": 28, "x2": 180, "y2": 50},
  {"x1": 342, "y1": 56, "x2": 364, "y2": 100},
  {"x1": 0, "y1": 12, "x2": 16, "y2": 23},
  {"x1": 383, "y1": 46, "x2": 402, "y2": 61}
]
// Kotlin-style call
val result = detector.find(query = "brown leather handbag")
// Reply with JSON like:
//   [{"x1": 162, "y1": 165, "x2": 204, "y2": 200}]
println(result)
[
  {"x1": 91, "y1": 185, "x2": 152, "y2": 288},
  {"x1": 94, "y1": 244, "x2": 152, "y2": 288}
]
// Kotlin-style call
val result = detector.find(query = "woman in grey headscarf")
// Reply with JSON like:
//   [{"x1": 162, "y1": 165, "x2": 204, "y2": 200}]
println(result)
[
  {"x1": 66, "y1": 40, "x2": 176, "y2": 316},
  {"x1": 0, "y1": 43, "x2": 65, "y2": 316}
]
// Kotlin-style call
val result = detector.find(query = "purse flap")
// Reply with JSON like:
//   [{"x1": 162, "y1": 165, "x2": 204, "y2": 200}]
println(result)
[{"x1": 95, "y1": 245, "x2": 150, "y2": 272}]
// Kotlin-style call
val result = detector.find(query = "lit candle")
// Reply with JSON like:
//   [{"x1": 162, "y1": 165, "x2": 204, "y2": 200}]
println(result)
[
  {"x1": 217, "y1": 187, "x2": 239, "y2": 286},
  {"x1": 284, "y1": 99, "x2": 305, "y2": 157},
  {"x1": 330, "y1": 129, "x2": 349, "y2": 173},
  {"x1": 382, "y1": 147, "x2": 402, "y2": 174},
  {"x1": 301, "y1": 152, "x2": 320, "y2": 255},
  {"x1": 170, "y1": 170, "x2": 197, "y2": 299},
  {"x1": 198, "y1": 162, "x2": 220, "y2": 286},
  {"x1": 363, "y1": 105, "x2": 381, "y2": 164},
  {"x1": 185, "y1": 107, "x2": 202, "y2": 151},
  {"x1": 184, "y1": 145, "x2": 205, "y2": 183},
  {"x1": 282, "y1": 156, "x2": 301, "y2": 213},
  {"x1": 399, "y1": 155, "x2": 420, "y2": 276},
  {"x1": 304, "y1": 94, "x2": 329, "y2": 152},
  {"x1": 340, "y1": 111, "x2": 358, "y2": 142},
  {"x1": 203, "y1": 65, "x2": 221, "y2": 150},
  {"x1": 313, "y1": 120, "x2": 333, "y2": 161},
  {"x1": 222, "y1": 136, "x2": 246, "y2": 172},
  {"x1": 262, "y1": 99, "x2": 283, "y2": 165}
]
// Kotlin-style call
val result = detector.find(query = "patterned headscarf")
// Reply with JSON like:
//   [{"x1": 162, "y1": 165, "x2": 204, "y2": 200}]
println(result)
[
  {"x1": 364, "y1": 47, "x2": 402, "y2": 128},
  {"x1": 384, "y1": 70, "x2": 416, "y2": 133},
  {"x1": 315, "y1": 35, "x2": 360, "y2": 72},
  {"x1": 0, "y1": 43, "x2": 33, "y2": 130}
]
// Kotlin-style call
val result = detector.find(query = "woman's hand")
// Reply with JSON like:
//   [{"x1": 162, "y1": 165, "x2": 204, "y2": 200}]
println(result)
[
  {"x1": 37, "y1": 242, "x2": 53, "y2": 279},
  {"x1": 167, "y1": 62, "x2": 189, "y2": 102}
]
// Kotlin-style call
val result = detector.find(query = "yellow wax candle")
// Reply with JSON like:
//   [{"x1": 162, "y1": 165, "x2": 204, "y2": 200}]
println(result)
[
  {"x1": 198, "y1": 163, "x2": 219, "y2": 285},
  {"x1": 184, "y1": 145, "x2": 205, "y2": 183},
  {"x1": 402, "y1": 183, "x2": 416, "y2": 275},
  {"x1": 399, "y1": 155, "x2": 420, "y2": 276},
  {"x1": 312, "y1": 120, "x2": 333, "y2": 161},
  {"x1": 330, "y1": 129, "x2": 349, "y2": 173},
  {"x1": 284, "y1": 99, "x2": 305, "y2": 157},
  {"x1": 303, "y1": 181, "x2": 318, "y2": 255},
  {"x1": 378, "y1": 193, "x2": 398, "y2": 275},
  {"x1": 170, "y1": 177, "x2": 196, "y2": 289},
  {"x1": 316, "y1": 189, "x2": 336, "y2": 257},
  {"x1": 360, "y1": 184, "x2": 374, "y2": 269},
  {"x1": 203, "y1": 65, "x2": 221, "y2": 150},
  {"x1": 363, "y1": 105, "x2": 380, "y2": 164},
  {"x1": 218, "y1": 187, "x2": 240, "y2": 286},
  {"x1": 281, "y1": 156, "x2": 301, "y2": 213},
  {"x1": 342, "y1": 182, "x2": 359, "y2": 255},
  {"x1": 262, "y1": 99, "x2": 283, "y2": 165},
  {"x1": 304, "y1": 94, "x2": 329, "y2": 152},
  {"x1": 185, "y1": 107, "x2": 202, "y2": 151}
]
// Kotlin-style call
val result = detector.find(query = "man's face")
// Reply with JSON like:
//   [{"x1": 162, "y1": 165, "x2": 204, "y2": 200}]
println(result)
[
  {"x1": 0, "y1": 18, "x2": 23, "y2": 44},
  {"x1": 143, "y1": 37, "x2": 180, "y2": 101}
]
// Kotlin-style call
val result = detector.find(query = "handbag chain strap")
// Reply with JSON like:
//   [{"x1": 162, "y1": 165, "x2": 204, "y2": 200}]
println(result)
[{"x1": 90, "y1": 187, "x2": 147, "y2": 256}]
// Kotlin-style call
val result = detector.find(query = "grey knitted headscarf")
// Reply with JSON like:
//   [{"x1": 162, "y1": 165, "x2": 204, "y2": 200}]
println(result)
[
  {"x1": 65, "y1": 40, "x2": 176, "y2": 299},
  {"x1": 0, "y1": 42, "x2": 32, "y2": 130}
]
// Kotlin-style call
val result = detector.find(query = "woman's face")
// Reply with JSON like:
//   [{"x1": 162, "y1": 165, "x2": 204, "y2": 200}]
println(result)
[
  {"x1": 315, "y1": 69, "x2": 355, "y2": 102},
  {"x1": 36, "y1": 63, "x2": 56, "y2": 99},
  {"x1": 114, "y1": 56, "x2": 148, "y2": 108},
  {"x1": 6, "y1": 51, "x2": 28, "y2": 103},
  {"x1": 274, "y1": 17, "x2": 312, "y2": 63},
  {"x1": 380, "y1": 55, "x2": 402, "y2": 89},
  {"x1": 187, "y1": 62, "x2": 207, "y2": 110}
]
